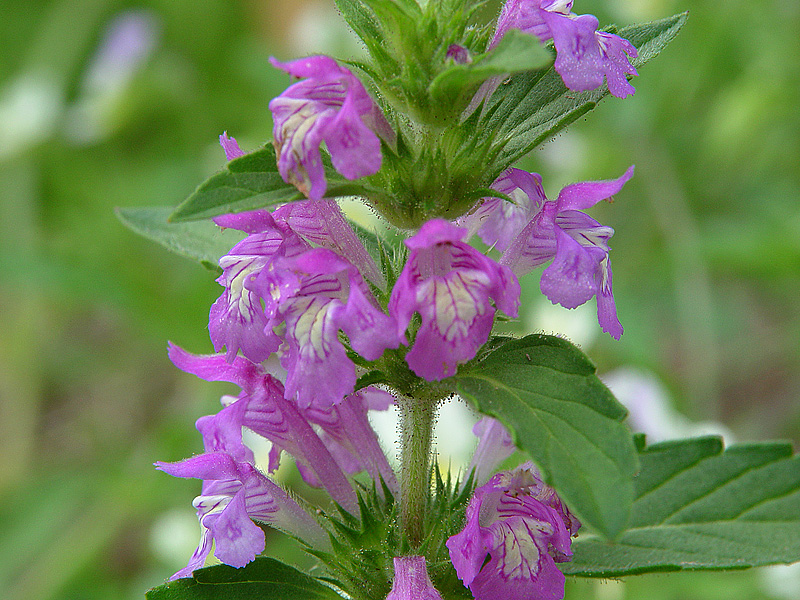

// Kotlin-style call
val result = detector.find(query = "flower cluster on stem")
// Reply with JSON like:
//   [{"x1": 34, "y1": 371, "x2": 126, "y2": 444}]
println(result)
[{"x1": 154, "y1": 2, "x2": 643, "y2": 599}]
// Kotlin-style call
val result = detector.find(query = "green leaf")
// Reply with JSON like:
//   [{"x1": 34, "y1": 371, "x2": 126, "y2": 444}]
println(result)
[
  {"x1": 484, "y1": 12, "x2": 688, "y2": 168},
  {"x1": 334, "y1": 0, "x2": 382, "y2": 48},
  {"x1": 333, "y1": 0, "x2": 398, "y2": 70},
  {"x1": 170, "y1": 145, "x2": 304, "y2": 222},
  {"x1": 116, "y1": 206, "x2": 243, "y2": 271},
  {"x1": 454, "y1": 334, "x2": 638, "y2": 539},
  {"x1": 359, "y1": 0, "x2": 420, "y2": 34},
  {"x1": 430, "y1": 29, "x2": 552, "y2": 105},
  {"x1": 563, "y1": 436, "x2": 800, "y2": 576},
  {"x1": 355, "y1": 369, "x2": 390, "y2": 391},
  {"x1": 146, "y1": 557, "x2": 344, "y2": 600},
  {"x1": 169, "y1": 145, "x2": 376, "y2": 222}
]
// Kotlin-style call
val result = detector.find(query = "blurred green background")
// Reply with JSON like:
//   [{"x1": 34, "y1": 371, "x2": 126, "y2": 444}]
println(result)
[{"x1": 0, "y1": 0, "x2": 798, "y2": 599}]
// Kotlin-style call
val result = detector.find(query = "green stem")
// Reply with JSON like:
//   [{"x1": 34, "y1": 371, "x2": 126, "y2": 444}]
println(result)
[{"x1": 398, "y1": 393, "x2": 437, "y2": 548}]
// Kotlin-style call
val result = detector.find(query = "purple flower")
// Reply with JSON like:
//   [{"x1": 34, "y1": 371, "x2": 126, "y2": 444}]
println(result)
[
  {"x1": 220, "y1": 131, "x2": 245, "y2": 160},
  {"x1": 209, "y1": 205, "x2": 398, "y2": 407},
  {"x1": 303, "y1": 387, "x2": 399, "y2": 494},
  {"x1": 457, "y1": 168, "x2": 544, "y2": 252},
  {"x1": 272, "y1": 198, "x2": 385, "y2": 288},
  {"x1": 386, "y1": 556, "x2": 444, "y2": 600},
  {"x1": 170, "y1": 345, "x2": 348, "y2": 511},
  {"x1": 446, "y1": 463, "x2": 580, "y2": 600},
  {"x1": 595, "y1": 31, "x2": 639, "y2": 99},
  {"x1": 251, "y1": 246, "x2": 398, "y2": 408},
  {"x1": 464, "y1": 417, "x2": 517, "y2": 487},
  {"x1": 389, "y1": 220, "x2": 520, "y2": 381},
  {"x1": 208, "y1": 212, "x2": 290, "y2": 363},
  {"x1": 156, "y1": 451, "x2": 325, "y2": 580},
  {"x1": 269, "y1": 55, "x2": 392, "y2": 200},
  {"x1": 168, "y1": 344, "x2": 400, "y2": 508},
  {"x1": 494, "y1": 166, "x2": 634, "y2": 339},
  {"x1": 446, "y1": 44, "x2": 471, "y2": 64},
  {"x1": 492, "y1": 0, "x2": 638, "y2": 98}
]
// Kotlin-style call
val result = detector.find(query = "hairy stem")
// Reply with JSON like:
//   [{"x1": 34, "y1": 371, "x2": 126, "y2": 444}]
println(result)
[{"x1": 398, "y1": 393, "x2": 437, "y2": 548}]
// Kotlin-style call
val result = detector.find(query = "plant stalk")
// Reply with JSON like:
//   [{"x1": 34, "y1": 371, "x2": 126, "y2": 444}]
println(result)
[{"x1": 398, "y1": 393, "x2": 437, "y2": 548}]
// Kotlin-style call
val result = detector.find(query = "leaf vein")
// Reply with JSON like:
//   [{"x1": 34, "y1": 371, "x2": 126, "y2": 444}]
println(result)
[{"x1": 655, "y1": 456, "x2": 786, "y2": 524}]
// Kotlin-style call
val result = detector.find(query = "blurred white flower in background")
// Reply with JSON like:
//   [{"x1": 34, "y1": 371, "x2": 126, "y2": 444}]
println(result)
[
  {"x1": 760, "y1": 563, "x2": 800, "y2": 600},
  {"x1": 603, "y1": 366, "x2": 734, "y2": 443},
  {"x1": 527, "y1": 296, "x2": 600, "y2": 350},
  {"x1": 0, "y1": 73, "x2": 62, "y2": 160}
]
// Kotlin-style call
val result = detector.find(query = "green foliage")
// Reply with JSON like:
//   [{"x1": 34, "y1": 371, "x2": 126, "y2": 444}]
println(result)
[
  {"x1": 421, "y1": 466, "x2": 475, "y2": 600},
  {"x1": 429, "y1": 29, "x2": 552, "y2": 111},
  {"x1": 344, "y1": 11, "x2": 688, "y2": 228},
  {"x1": 309, "y1": 484, "x2": 399, "y2": 600},
  {"x1": 169, "y1": 145, "x2": 303, "y2": 222},
  {"x1": 454, "y1": 334, "x2": 638, "y2": 540},
  {"x1": 152, "y1": 12, "x2": 689, "y2": 232},
  {"x1": 334, "y1": 0, "x2": 399, "y2": 70},
  {"x1": 309, "y1": 472, "x2": 474, "y2": 600},
  {"x1": 337, "y1": 0, "x2": 496, "y2": 126},
  {"x1": 169, "y1": 145, "x2": 378, "y2": 222},
  {"x1": 563, "y1": 436, "x2": 800, "y2": 576},
  {"x1": 115, "y1": 207, "x2": 244, "y2": 272},
  {"x1": 481, "y1": 12, "x2": 689, "y2": 172},
  {"x1": 145, "y1": 557, "x2": 343, "y2": 600}
]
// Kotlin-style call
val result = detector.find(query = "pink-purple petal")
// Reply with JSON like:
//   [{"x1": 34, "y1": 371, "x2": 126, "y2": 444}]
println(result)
[
  {"x1": 469, "y1": 524, "x2": 565, "y2": 600},
  {"x1": 386, "y1": 556, "x2": 444, "y2": 600},
  {"x1": 539, "y1": 226, "x2": 600, "y2": 309},
  {"x1": 155, "y1": 452, "x2": 240, "y2": 482},
  {"x1": 499, "y1": 206, "x2": 558, "y2": 278},
  {"x1": 167, "y1": 343, "x2": 261, "y2": 390},
  {"x1": 195, "y1": 400, "x2": 254, "y2": 463},
  {"x1": 208, "y1": 227, "x2": 290, "y2": 363},
  {"x1": 498, "y1": 167, "x2": 631, "y2": 337},
  {"x1": 446, "y1": 493, "x2": 490, "y2": 587},
  {"x1": 597, "y1": 32, "x2": 639, "y2": 98},
  {"x1": 390, "y1": 219, "x2": 520, "y2": 380},
  {"x1": 555, "y1": 165, "x2": 634, "y2": 211},
  {"x1": 459, "y1": 169, "x2": 546, "y2": 252},
  {"x1": 336, "y1": 280, "x2": 400, "y2": 360},
  {"x1": 281, "y1": 295, "x2": 357, "y2": 407},
  {"x1": 270, "y1": 54, "x2": 340, "y2": 80},
  {"x1": 253, "y1": 247, "x2": 395, "y2": 407},
  {"x1": 166, "y1": 345, "x2": 359, "y2": 512},
  {"x1": 213, "y1": 208, "x2": 280, "y2": 234},
  {"x1": 446, "y1": 464, "x2": 580, "y2": 600},
  {"x1": 326, "y1": 90, "x2": 383, "y2": 180},
  {"x1": 466, "y1": 417, "x2": 516, "y2": 486},
  {"x1": 545, "y1": 11, "x2": 604, "y2": 92},
  {"x1": 159, "y1": 448, "x2": 328, "y2": 579},
  {"x1": 302, "y1": 391, "x2": 399, "y2": 492},
  {"x1": 171, "y1": 526, "x2": 214, "y2": 580},
  {"x1": 273, "y1": 199, "x2": 385, "y2": 288},
  {"x1": 219, "y1": 132, "x2": 245, "y2": 161},
  {"x1": 492, "y1": 1, "x2": 638, "y2": 99},
  {"x1": 269, "y1": 55, "x2": 385, "y2": 200},
  {"x1": 596, "y1": 256, "x2": 623, "y2": 339},
  {"x1": 209, "y1": 488, "x2": 265, "y2": 568}
]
